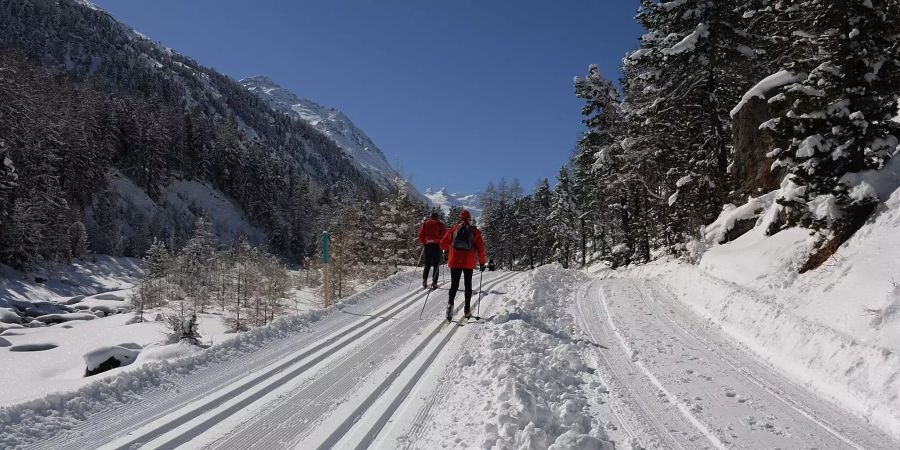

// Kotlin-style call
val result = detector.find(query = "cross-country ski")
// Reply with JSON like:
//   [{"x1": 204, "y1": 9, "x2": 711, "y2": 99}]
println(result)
[{"x1": 2, "y1": 1, "x2": 900, "y2": 449}]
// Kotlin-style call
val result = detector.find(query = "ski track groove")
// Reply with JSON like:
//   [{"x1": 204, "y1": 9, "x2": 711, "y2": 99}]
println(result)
[
  {"x1": 147, "y1": 277, "x2": 461, "y2": 450},
  {"x1": 314, "y1": 272, "x2": 519, "y2": 450},
  {"x1": 37, "y1": 315, "x2": 340, "y2": 450},
  {"x1": 352, "y1": 274, "x2": 517, "y2": 450},
  {"x1": 208, "y1": 284, "x2": 452, "y2": 449},
  {"x1": 395, "y1": 312, "x2": 482, "y2": 449},
  {"x1": 34, "y1": 280, "x2": 427, "y2": 450},
  {"x1": 576, "y1": 280, "x2": 699, "y2": 449},
  {"x1": 183, "y1": 271, "x2": 514, "y2": 450}
]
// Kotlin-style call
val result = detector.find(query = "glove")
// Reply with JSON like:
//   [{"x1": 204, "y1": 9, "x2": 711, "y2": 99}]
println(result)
[{"x1": 479, "y1": 264, "x2": 486, "y2": 272}]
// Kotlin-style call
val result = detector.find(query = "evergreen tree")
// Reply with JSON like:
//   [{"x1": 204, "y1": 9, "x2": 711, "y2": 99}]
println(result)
[
  {"x1": 532, "y1": 178, "x2": 553, "y2": 266},
  {"x1": 766, "y1": 1, "x2": 900, "y2": 234},
  {"x1": 624, "y1": 0, "x2": 753, "y2": 251},
  {"x1": 549, "y1": 167, "x2": 578, "y2": 268}
]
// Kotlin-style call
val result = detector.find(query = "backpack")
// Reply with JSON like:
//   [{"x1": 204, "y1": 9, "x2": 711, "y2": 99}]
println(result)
[{"x1": 452, "y1": 224, "x2": 474, "y2": 250}]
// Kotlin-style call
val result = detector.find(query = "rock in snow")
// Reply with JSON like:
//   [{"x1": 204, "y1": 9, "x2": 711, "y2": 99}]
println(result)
[
  {"x1": 84, "y1": 345, "x2": 141, "y2": 376},
  {"x1": 34, "y1": 312, "x2": 97, "y2": 324}
]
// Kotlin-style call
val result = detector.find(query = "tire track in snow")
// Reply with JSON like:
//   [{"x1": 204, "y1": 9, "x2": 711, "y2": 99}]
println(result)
[{"x1": 582, "y1": 276, "x2": 896, "y2": 449}]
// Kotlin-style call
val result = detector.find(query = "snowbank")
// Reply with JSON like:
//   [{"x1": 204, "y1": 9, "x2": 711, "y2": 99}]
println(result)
[
  {"x1": 420, "y1": 266, "x2": 614, "y2": 449},
  {"x1": 633, "y1": 169, "x2": 900, "y2": 439}
]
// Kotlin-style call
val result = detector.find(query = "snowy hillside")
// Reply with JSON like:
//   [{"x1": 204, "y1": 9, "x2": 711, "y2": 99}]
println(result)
[
  {"x1": 424, "y1": 187, "x2": 482, "y2": 217},
  {"x1": 241, "y1": 75, "x2": 400, "y2": 190}
]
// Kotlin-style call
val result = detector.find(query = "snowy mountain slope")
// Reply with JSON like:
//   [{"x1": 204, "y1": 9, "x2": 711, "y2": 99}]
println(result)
[
  {"x1": 0, "y1": 0, "x2": 390, "y2": 262},
  {"x1": 424, "y1": 187, "x2": 482, "y2": 217},
  {"x1": 241, "y1": 75, "x2": 400, "y2": 190},
  {"x1": 100, "y1": 170, "x2": 268, "y2": 247}
]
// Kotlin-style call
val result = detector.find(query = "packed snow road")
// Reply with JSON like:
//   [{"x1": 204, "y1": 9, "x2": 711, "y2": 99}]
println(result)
[
  {"x1": 575, "y1": 275, "x2": 897, "y2": 449},
  {"x1": 21, "y1": 271, "x2": 519, "y2": 450}
]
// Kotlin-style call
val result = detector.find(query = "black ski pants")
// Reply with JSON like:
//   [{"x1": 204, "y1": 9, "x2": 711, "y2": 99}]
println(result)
[
  {"x1": 448, "y1": 267, "x2": 474, "y2": 315},
  {"x1": 422, "y1": 244, "x2": 442, "y2": 285}
]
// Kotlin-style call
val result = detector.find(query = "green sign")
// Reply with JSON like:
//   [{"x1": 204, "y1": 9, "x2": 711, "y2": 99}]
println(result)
[{"x1": 322, "y1": 231, "x2": 330, "y2": 264}]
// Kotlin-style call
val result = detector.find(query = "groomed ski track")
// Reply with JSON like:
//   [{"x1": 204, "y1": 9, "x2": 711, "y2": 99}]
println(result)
[
  {"x1": 575, "y1": 275, "x2": 897, "y2": 449},
  {"x1": 29, "y1": 271, "x2": 520, "y2": 450}
]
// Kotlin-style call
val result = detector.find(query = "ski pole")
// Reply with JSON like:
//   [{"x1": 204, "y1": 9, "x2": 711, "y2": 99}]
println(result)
[
  {"x1": 409, "y1": 246, "x2": 425, "y2": 288},
  {"x1": 477, "y1": 268, "x2": 484, "y2": 318},
  {"x1": 418, "y1": 287, "x2": 433, "y2": 320}
]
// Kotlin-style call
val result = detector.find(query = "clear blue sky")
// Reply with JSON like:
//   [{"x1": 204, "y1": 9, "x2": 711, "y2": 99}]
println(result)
[{"x1": 93, "y1": 0, "x2": 643, "y2": 194}]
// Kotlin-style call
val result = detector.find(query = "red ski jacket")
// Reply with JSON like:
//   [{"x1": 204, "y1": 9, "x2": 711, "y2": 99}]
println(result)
[
  {"x1": 440, "y1": 222, "x2": 486, "y2": 269},
  {"x1": 418, "y1": 218, "x2": 446, "y2": 245}
]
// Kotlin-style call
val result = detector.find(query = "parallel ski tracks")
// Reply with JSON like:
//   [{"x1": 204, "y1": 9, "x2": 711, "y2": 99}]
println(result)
[
  {"x1": 89, "y1": 271, "x2": 516, "y2": 450},
  {"x1": 207, "y1": 271, "x2": 518, "y2": 450},
  {"x1": 338, "y1": 273, "x2": 518, "y2": 450},
  {"x1": 33, "y1": 277, "x2": 446, "y2": 450},
  {"x1": 115, "y1": 282, "x2": 440, "y2": 449}
]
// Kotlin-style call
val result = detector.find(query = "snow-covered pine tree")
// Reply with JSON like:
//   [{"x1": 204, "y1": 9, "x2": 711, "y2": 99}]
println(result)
[
  {"x1": 573, "y1": 64, "x2": 621, "y2": 265},
  {"x1": 372, "y1": 179, "x2": 422, "y2": 272},
  {"x1": 513, "y1": 194, "x2": 538, "y2": 269},
  {"x1": 766, "y1": 1, "x2": 900, "y2": 237},
  {"x1": 623, "y1": 0, "x2": 754, "y2": 252},
  {"x1": 137, "y1": 238, "x2": 172, "y2": 316},
  {"x1": 179, "y1": 216, "x2": 217, "y2": 313},
  {"x1": 447, "y1": 205, "x2": 465, "y2": 224},
  {"x1": 532, "y1": 178, "x2": 553, "y2": 266},
  {"x1": 549, "y1": 167, "x2": 578, "y2": 268}
]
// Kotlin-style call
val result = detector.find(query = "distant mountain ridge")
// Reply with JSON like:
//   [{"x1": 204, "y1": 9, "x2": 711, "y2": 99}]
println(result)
[
  {"x1": 424, "y1": 187, "x2": 482, "y2": 217},
  {"x1": 240, "y1": 76, "x2": 400, "y2": 190}
]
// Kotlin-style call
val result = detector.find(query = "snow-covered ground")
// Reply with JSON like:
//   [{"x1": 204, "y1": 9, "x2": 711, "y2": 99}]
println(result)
[
  {"x1": 2, "y1": 256, "x2": 897, "y2": 448},
  {"x1": 4, "y1": 201, "x2": 900, "y2": 449},
  {"x1": 0, "y1": 257, "x2": 331, "y2": 409}
]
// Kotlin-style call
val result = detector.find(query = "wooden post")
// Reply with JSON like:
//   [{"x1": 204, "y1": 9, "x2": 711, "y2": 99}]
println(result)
[{"x1": 323, "y1": 231, "x2": 330, "y2": 309}]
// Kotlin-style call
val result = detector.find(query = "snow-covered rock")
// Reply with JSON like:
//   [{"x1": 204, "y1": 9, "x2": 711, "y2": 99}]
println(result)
[
  {"x1": 34, "y1": 312, "x2": 97, "y2": 324},
  {"x1": 84, "y1": 344, "x2": 141, "y2": 376},
  {"x1": 0, "y1": 308, "x2": 20, "y2": 324}
]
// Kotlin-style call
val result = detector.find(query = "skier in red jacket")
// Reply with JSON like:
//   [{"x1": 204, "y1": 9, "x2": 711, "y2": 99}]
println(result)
[
  {"x1": 418, "y1": 212, "x2": 446, "y2": 290},
  {"x1": 439, "y1": 209, "x2": 486, "y2": 321}
]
